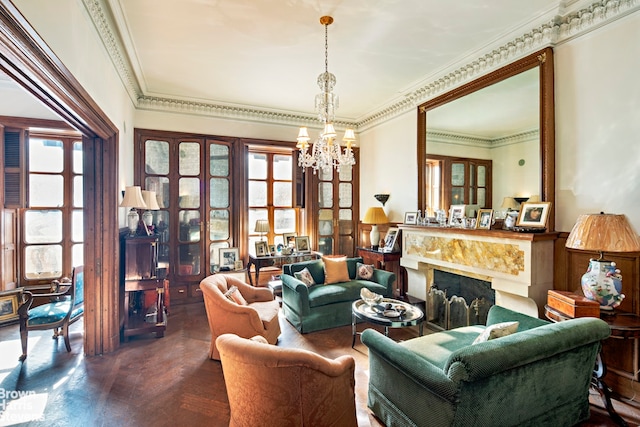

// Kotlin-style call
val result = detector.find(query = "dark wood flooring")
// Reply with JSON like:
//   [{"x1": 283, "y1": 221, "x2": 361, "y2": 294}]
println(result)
[{"x1": 1, "y1": 302, "x2": 640, "y2": 426}]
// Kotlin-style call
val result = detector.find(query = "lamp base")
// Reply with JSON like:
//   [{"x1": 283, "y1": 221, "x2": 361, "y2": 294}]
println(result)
[
  {"x1": 369, "y1": 225, "x2": 380, "y2": 250},
  {"x1": 581, "y1": 259, "x2": 624, "y2": 310}
]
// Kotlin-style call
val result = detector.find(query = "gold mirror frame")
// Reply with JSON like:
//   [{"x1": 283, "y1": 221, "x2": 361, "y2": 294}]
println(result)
[{"x1": 417, "y1": 47, "x2": 555, "y2": 231}]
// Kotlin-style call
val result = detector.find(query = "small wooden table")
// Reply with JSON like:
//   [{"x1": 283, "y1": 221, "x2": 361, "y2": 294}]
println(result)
[
  {"x1": 356, "y1": 247, "x2": 404, "y2": 297},
  {"x1": 545, "y1": 304, "x2": 638, "y2": 427},
  {"x1": 247, "y1": 252, "x2": 321, "y2": 286}
]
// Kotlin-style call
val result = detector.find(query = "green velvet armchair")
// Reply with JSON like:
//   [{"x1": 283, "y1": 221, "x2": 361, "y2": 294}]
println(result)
[{"x1": 362, "y1": 305, "x2": 611, "y2": 427}]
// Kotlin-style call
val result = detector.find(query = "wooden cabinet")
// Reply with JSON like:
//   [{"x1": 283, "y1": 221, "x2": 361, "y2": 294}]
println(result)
[{"x1": 120, "y1": 234, "x2": 167, "y2": 341}]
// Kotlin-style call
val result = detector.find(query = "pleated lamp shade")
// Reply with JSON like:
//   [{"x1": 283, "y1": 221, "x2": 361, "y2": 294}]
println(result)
[{"x1": 565, "y1": 213, "x2": 640, "y2": 253}]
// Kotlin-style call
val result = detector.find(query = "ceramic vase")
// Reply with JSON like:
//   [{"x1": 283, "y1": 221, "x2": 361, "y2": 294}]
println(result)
[{"x1": 581, "y1": 259, "x2": 624, "y2": 310}]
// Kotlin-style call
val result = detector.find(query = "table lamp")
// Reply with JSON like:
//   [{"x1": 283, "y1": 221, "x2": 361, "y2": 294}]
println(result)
[
  {"x1": 120, "y1": 186, "x2": 147, "y2": 236},
  {"x1": 565, "y1": 212, "x2": 640, "y2": 310},
  {"x1": 141, "y1": 190, "x2": 160, "y2": 235},
  {"x1": 255, "y1": 219, "x2": 270, "y2": 242},
  {"x1": 363, "y1": 207, "x2": 388, "y2": 249}
]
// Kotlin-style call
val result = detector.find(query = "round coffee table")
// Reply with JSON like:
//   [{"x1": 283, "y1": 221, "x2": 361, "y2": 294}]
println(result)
[{"x1": 352, "y1": 298, "x2": 424, "y2": 347}]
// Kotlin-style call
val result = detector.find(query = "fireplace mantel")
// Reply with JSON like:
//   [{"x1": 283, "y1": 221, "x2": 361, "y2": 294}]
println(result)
[{"x1": 399, "y1": 225, "x2": 558, "y2": 317}]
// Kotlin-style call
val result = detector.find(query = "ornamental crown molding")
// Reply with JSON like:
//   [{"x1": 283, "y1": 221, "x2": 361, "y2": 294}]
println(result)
[
  {"x1": 84, "y1": 0, "x2": 639, "y2": 132},
  {"x1": 428, "y1": 129, "x2": 539, "y2": 148}
]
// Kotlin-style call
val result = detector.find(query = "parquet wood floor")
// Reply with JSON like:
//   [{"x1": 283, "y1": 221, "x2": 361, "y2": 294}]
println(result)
[{"x1": 0, "y1": 302, "x2": 639, "y2": 426}]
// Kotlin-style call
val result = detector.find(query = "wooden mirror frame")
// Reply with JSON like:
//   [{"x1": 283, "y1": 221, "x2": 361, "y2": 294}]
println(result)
[{"x1": 417, "y1": 47, "x2": 555, "y2": 231}]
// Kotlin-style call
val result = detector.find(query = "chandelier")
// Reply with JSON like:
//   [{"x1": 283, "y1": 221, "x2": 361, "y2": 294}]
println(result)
[{"x1": 296, "y1": 16, "x2": 356, "y2": 173}]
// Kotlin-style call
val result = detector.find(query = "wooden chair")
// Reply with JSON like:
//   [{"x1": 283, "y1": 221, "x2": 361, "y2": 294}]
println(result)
[{"x1": 18, "y1": 266, "x2": 84, "y2": 361}]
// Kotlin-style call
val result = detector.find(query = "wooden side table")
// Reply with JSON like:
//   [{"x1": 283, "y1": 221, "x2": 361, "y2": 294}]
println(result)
[
  {"x1": 356, "y1": 247, "x2": 404, "y2": 297},
  {"x1": 545, "y1": 304, "x2": 637, "y2": 427},
  {"x1": 247, "y1": 252, "x2": 321, "y2": 286}
]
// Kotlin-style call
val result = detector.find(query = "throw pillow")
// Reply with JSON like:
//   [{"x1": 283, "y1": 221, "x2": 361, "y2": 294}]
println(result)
[
  {"x1": 223, "y1": 285, "x2": 248, "y2": 306},
  {"x1": 356, "y1": 262, "x2": 374, "y2": 280},
  {"x1": 322, "y1": 256, "x2": 350, "y2": 284},
  {"x1": 472, "y1": 321, "x2": 519, "y2": 345},
  {"x1": 294, "y1": 267, "x2": 316, "y2": 287}
]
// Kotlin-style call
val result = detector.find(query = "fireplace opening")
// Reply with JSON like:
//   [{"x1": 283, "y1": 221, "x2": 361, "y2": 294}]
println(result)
[{"x1": 427, "y1": 270, "x2": 495, "y2": 330}]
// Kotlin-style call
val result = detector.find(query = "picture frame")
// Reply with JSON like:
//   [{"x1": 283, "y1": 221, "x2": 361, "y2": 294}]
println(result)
[
  {"x1": 234, "y1": 260, "x2": 244, "y2": 271},
  {"x1": 448, "y1": 204, "x2": 466, "y2": 227},
  {"x1": 255, "y1": 241, "x2": 269, "y2": 257},
  {"x1": 283, "y1": 232, "x2": 297, "y2": 248},
  {"x1": 517, "y1": 202, "x2": 551, "y2": 228},
  {"x1": 294, "y1": 236, "x2": 310, "y2": 252},
  {"x1": 268, "y1": 244, "x2": 276, "y2": 256},
  {"x1": 404, "y1": 212, "x2": 418, "y2": 225},
  {"x1": 219, "y1": 247, "x2": 240, "y2": 269},
  {"x1": 381, "y1": 227, "x2": 400, "y2": 252},
  {"x1": 476, "y1": 209, "x2": 493, "y2": 230},
  {"x1": 0, "y1": 289, "x2": 21, "y2": 325}
]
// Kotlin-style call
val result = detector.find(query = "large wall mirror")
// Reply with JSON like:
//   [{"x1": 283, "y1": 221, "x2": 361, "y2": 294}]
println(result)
[{"x1": 417, "y1": 47, "x2": 555, "y2": 231}]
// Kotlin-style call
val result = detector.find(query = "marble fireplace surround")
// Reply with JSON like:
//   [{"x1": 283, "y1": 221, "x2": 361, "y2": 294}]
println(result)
[{"x1": 399, "y1": 226, "x2": 557, "y2": 318}]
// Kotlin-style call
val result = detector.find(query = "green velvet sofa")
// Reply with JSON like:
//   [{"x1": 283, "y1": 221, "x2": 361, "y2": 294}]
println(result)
[
  {"x1": 281, "y1": 257, "x2": 395, "y2": 333},
  {"x1": 361, "y1": 305, "x2": 611, "y2": 427}
]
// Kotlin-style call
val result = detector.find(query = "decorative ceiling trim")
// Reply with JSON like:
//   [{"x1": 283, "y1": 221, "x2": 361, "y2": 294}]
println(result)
[
  {"x1": 83, "y1": 0, "x2": 639, "y2": 132},
  {"x1": 428, "y1": 129, "x2": 539, "y2": 148}
]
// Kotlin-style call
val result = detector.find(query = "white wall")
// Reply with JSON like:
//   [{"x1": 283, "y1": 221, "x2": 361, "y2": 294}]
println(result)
[
  {"x1": 555, "y1": 11, "x2": 640, "y2": 232},
  {"x1": 359, "y1": 112, "x2": 417, "y2": 223}
]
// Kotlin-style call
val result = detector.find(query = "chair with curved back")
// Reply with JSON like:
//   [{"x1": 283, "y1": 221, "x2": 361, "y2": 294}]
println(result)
[
  {"x1": 18, "y1": 266, "x2": 84, "y2": 361},
  {"x1": 216, "y1": 333, "x2": 357, "y2": 427},
  {"x1": 200, "y1": 274, "x2": 281, "y2": 360}
]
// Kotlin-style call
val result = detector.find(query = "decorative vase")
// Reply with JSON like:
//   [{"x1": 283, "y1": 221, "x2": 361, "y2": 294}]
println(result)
[{"x1": 581, "y1": 259, "x2": 624, "y2": 310}]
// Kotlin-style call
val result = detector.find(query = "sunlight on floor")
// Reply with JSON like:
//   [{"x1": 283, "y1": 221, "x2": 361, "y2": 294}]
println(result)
[
  {"x1": 0, "y1": 391, "x2": 48, "y2": 426},
  {"x1": 0, "y1": 337, "x2": 41, "y2": 372}
]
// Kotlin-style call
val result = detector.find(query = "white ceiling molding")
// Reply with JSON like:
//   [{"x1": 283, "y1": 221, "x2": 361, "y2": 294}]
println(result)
[
  {"x1": 428, "y1": 129, "x2": 539, "y2": 149},
  {"x1": 83, "y1": 0, "x2": 639, "y2": 133}
]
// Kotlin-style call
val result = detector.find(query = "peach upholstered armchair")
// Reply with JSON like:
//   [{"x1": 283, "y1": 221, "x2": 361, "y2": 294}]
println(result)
[
  {"x1": 216, "y1": 333, "x2": 357, "y2": 427},
  {"x1": 200, "y1": 274, "x2": 280, "y2": 360}
]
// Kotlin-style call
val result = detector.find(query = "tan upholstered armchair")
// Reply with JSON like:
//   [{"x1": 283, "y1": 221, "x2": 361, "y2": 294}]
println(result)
[
  {"x1": 200, "y1": 274, "x2": 280, "y2": 360},
  {"x1": 216, "y1": 333, "x2": 357, "y2": 427}
]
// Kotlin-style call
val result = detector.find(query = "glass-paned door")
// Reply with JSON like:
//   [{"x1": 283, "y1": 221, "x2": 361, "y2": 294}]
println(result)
[
  {"x1": 208, "y1": 141, "x2": 231, "y2": 271},
  {"x1": 315, "y1": 164, "x2": 357, "y2": 256}
]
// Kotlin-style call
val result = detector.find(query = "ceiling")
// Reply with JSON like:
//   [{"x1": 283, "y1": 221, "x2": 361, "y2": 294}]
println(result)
[
  {"x1": 108, "y1": 0, "x2": 566, "y2": 122},
  {"x1": 1, "y1": 0, "x2": 589, "y2": 132}
]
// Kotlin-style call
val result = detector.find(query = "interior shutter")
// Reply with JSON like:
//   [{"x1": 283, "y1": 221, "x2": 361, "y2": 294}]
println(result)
[{"x1": 3, "y1": 127, "x2": 28, "y2": 208}]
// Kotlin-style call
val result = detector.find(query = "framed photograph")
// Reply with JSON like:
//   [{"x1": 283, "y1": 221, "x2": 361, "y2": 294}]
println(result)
[
  {"x1": 517, "y1": 202, "x2": 551, "y2": 228},
  {"x1": 448, "y1": 204, "x2": 466, "y2": 227},
  {"x1": 255, "y1": 241, "x2": 269, "y2": 257},
  {"x1": 283, "y1": 232, "x2": 297, "y2": 248},
  {"x1": 0, "y1": 289, "x2": 21, "y2": 325},
  {"x1": 382, "y1": 227, "x2": 400, "y2": 252},
  {"x1": 219, "y1": 247, "x2": 240, "y2": 269},
  {"x1": 404, "y1": 212, "x2": 418, "y2": 225},
  {"x1": 294, "y1": 236, "x2": 310, "y2": 252},
  {"x1": 234, "y1": 260, "x2": 244, "y2": 271},
  {"x1": 476, "y1": 209, "x2": 493, "y2": 230},
  {"x1": 268, "y1": 244, "x2": 276, "y2": 256}
]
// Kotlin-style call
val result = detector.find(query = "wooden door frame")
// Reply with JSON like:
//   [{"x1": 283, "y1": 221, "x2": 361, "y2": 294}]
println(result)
[{"x1": 0, "y1": 1, "x2": 120, "y2": 355}]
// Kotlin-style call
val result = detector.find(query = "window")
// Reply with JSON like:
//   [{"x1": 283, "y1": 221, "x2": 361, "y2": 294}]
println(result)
[
  {"x1": 247, "y1": 150, "x2": 296, "y2": 255},
  {"x1": 23, "y1": 135, "x2": 83, "y2": 281}
]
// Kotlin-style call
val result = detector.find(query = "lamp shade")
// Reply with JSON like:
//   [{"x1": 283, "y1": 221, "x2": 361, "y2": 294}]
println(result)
[
  {"x1": 255, "y1": 219, "x2": 270, "y2": 233},
  {"x1": 500, "y1": 197, "x2": 519, "y2": 210},
  {"x1": 565, "y1": 213, "x2": 640, "y2": 253},
  {"x1": 141, "y1": 190, "x2": 160, "y2": 210},
  {"x1": 362, "y1": 207, "x2": 388, "y2": 225},
  {"x1": 120, "y1": 186, "x2": 147, "y2": 208}
]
